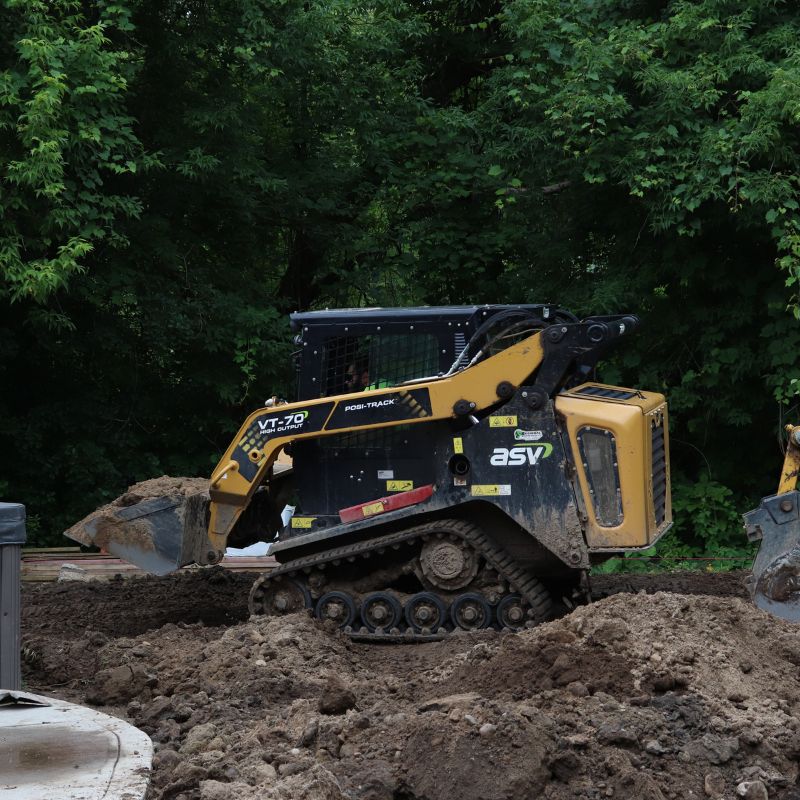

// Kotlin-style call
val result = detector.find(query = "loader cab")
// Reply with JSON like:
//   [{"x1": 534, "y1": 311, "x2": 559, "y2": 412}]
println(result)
[
  {"x1": 287, "y1": 305, "x2": 575, "y2": 525},
  {"x1": 289, "y1": 305, "x2": 576, "y2": 402}
]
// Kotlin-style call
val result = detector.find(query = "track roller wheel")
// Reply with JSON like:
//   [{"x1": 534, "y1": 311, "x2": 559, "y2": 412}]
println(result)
[
  {"x1": 315, "y1": 591, "x2": 357, "y2": 629},
  {"x1": 404, "y1": 592, "x2": 448, "y2": 633},
  {"x1": 249, "y1": 576, "x2": 311, "y2": 617},
  {"x1": 361, "y1": 591, "x2": 403, "y2": 632},
  {"x1": 496, "y1": 593, "x2": 527, "y2": 631},
  {"x1": 450, "y1": 593, "x2": 492, "y2": 631}
]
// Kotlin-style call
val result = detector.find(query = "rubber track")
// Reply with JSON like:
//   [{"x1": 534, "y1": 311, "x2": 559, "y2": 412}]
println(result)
[{"x1": 249, "y1": 518, "x2": 554, "y2": 641}]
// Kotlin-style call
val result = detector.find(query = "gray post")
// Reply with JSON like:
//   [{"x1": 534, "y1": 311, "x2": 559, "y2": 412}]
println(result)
[{"x1": 0, "y1": 503, "x2": 26, "y2": 690}]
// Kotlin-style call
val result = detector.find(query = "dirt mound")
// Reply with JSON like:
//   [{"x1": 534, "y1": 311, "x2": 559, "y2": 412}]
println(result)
[
  {"x1": 593, "y1": 569, "x2": 751, "y2": 599},
  {"x1": 21, "y1": 568, "x2": 255, "y2": 689},
  {"x1": 20, "y1": 571, "x2": 800, "y2": 800}
]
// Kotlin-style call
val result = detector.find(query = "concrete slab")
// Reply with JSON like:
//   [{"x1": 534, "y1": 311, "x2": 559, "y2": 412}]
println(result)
[{"x1": 0, "y1": 690, "x2": 152, "y2": 799}]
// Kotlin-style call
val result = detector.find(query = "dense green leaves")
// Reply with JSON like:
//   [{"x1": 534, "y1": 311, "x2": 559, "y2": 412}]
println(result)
[
  {"x1": 498, "y1": 0, "x2": 800, "y2": 261},
  {"x1": 0, "y1": 0, "x2": 145, "y2": 305},
  {"x1": 2, "y1": 0, "x2": 800, "y2": 556}
]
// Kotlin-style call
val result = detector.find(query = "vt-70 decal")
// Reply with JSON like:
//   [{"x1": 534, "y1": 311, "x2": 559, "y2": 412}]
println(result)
[
  {"x1": 231, "y1": 388, "x2": 433, "y2": 483},
  {"x1": 256, "y1": 410, "x2": 309, "y2": 434},
  {"x1": 234, "y1": 402, "x2": 335, "y2": 481}
]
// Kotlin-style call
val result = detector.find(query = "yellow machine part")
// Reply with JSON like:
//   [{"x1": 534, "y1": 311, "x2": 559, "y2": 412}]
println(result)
[
  {"x1": 556, "y1": 384, "x2": 671, "y2": 549},
  {"x1": 778, "y1": 424, "x2": 800, "y2": 494}
]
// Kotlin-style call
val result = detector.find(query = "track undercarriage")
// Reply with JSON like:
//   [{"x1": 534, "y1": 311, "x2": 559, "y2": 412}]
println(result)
[{"x1": 249, "y1": 519, "x2": 568, "y2": 642}]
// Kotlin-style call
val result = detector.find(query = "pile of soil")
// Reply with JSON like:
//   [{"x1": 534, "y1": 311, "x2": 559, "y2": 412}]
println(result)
[
  {"x1": 64, "y1": 475, "x2": 210, "y2": 547},
  {"x1": 21, "y1": 570, "x2": 254, "y2": 687},
  {"x1": 21, "y1": 569, "x2": 800, "y2": 800},
  {"x1": 592, "y1": 569, "x2": 751, "y2": 599}
]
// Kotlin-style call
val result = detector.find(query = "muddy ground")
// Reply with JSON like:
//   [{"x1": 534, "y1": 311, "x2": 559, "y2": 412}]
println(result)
[{"x1": 21, "y1": 569, "x2": 800, "y2": 800}]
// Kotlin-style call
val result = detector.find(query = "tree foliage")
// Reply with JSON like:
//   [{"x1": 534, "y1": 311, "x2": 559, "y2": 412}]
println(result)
[
  {"x1": 0, "y1": 0, "x2": 144, "y2": 307},
  {"x1": 2, "y1": 0, "x2": 799, "y2": 553}
]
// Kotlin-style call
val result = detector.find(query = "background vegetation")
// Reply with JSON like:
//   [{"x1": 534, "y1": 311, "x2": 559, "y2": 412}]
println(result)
[{"x1": 2, "y1": 0, "x2": 799, "y2": 563}]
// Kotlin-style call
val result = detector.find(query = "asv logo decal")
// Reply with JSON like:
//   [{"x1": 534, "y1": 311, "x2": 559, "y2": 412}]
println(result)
[{"x1": 490, "y1": 444, "x2": 553, "y2": 466}]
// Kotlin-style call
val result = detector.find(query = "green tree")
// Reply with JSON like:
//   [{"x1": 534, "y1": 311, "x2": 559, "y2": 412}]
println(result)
[{"x1": 0, "y1": 0, "x2": 145, "y2": 308}]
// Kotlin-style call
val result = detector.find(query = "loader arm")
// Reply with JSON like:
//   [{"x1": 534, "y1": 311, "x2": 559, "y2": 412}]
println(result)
[{"x1": 205, "y1": 316, "x2": 635, "y2": 561}]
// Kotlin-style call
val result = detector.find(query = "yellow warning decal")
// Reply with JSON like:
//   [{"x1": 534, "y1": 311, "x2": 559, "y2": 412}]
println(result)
[
  {"x1": 387, "y1": 480, "x2": 413, "y2": 492},
  {"x1": 453, "y1": 437, "x2": 463, "y2": 454},
  {"x1": 291, "y1": 517, "x2": 316, "y2": 529},
  {"x1": 362, "y1": 501, "x2": 385, "y2": 517},
  {"x1": 471, "y1": 484, "x2": 512, "y2": 496},
  {"x1": 489, "y1": 415, "x2": 518, "y2": 428}
]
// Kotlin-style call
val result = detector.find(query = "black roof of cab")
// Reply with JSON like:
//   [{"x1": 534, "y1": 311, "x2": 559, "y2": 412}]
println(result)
[{"x1": 289, "y1": 304, "x2": 575, "y2": 332}]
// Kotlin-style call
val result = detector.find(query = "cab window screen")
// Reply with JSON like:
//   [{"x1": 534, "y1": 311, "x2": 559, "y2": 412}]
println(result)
[
  {"x1": 320, "y1": 333, "x2": 438, "y2": 452},
  {"x1": 321, "y1": 334, "x2": 438, "y2": 397}
]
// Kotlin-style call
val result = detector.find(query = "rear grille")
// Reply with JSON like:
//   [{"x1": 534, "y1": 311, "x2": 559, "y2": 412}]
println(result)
[
  {"x1": 651, "y1": 418, "x2": 667, "y2": 525},
  {"x1": 453, "y1": 332, "x2": 467, "y2": 360},
  {"x1": 574, "y1": 385, "x2": 637, "y2": 400}
]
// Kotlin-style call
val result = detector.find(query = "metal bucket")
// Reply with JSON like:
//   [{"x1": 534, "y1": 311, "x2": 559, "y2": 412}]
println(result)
[
  {"x1": 65, "y1": 493, "x2": 210, "y2": 576},
  {"x1": 743, "y1": 490, "x2": 800, "y2": 621}
]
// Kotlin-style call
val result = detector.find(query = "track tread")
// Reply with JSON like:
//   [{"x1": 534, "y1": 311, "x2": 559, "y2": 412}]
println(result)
[{"x1": 250, "y1": 517, "x2": 555, "y2": 640}]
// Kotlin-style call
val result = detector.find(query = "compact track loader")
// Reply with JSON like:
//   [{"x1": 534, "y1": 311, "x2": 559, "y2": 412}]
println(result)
[{"x1": 68, "y1": 304, "x2": 673, "y2": 640}]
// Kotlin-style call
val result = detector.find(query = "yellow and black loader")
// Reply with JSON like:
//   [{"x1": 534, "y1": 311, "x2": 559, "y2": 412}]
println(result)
[{"x1": 70, "y1": 304, "x2": 674, "y2": 639}]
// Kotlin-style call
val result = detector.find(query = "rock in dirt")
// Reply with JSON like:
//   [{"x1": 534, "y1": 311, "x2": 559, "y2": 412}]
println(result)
[
  {"x1": 682, "y1": 734, "x2": 740, "y2": 765},
  {"x1": 182, "y1": 722, "x2": 219, "y2": 755},
  {"x1": 737, "y1": 781, "x2": 769, "y2": 800},
  {"x1": 704, "y1": 770, "x2": 726, "y2": 798},
  {"x1": 57, "y1": 563, "x2": 90, "y2": 582},
  {"x1": 597, "y1": 720, "x2": 639, "y2": 747},
  {"x1": 86, "y1": 663, "x2": 156, "y2": 705},
  {"x1": 645, "y1": 739, "x2": 667, "y2": 755},
  {"x1": 199, "y1": 779, "x2": 254, "y2": 800},
  {"x1": 319, "y1": 677, "x2": 356, "y2": 715},
  {"x1": 152, "y1": 748, "x2": 181, "y2": 772}
]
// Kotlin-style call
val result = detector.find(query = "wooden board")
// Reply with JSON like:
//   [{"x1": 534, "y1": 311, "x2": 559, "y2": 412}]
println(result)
[{"x1": 21, "y1": 549, "x2": 276, "y2": 583}]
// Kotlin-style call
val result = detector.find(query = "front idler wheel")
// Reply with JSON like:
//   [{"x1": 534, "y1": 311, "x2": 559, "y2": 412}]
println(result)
[
  {"x1": 450, "y1": 593, "x2": 492, "y2": 631},
  {"x1": 315, "y1": 591, "x2": 357, "y2": 629},
  {"x1": 361, "y1": 591, "x2": 403, "y2": 632},
  {"x1": 404, "y1": 592, "x2": 448, "y2": 633},
  {"x1": 249, "y1": 576, "x2": 311, "y2": 617}
]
